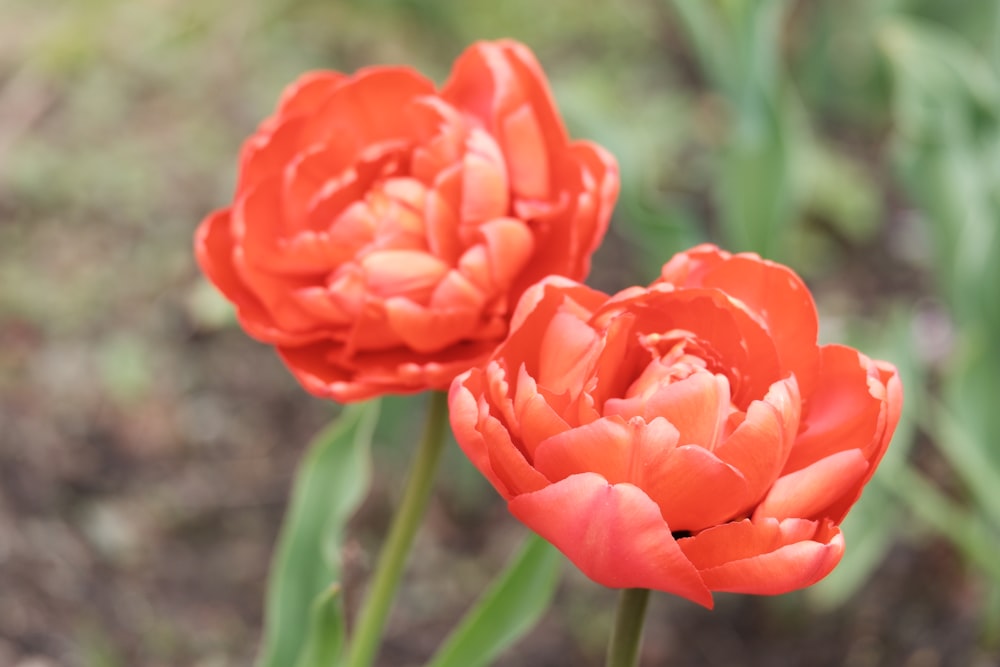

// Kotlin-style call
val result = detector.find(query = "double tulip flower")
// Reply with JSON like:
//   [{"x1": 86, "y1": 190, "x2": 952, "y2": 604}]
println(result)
[
  {"x1": 450, "y1": 245, "x2": 901, "y2": 606},
  {"x1": 196, "y1": 40, "x2": 617, "y2": 401},
  {"x1": 196, "y1": 40, "x2": 901, "y2": 606}
]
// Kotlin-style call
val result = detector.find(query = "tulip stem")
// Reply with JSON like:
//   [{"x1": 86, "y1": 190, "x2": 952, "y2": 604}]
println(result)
[
  {"x1": 605, "y1": 588, "x2": 651, "y2": 667},
  {"x1": 345, "y1": 390, "x2": 450, "y2": 667}
]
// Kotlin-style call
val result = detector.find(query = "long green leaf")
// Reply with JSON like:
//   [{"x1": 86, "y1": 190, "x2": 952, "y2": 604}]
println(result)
[
  {"x1": 929, "y1": 403, "x2": 1000, "y2": 531},
  {"x1": 672, "y1": 0, "x2": 732, "y2": 94},
  {"x1": 425, "y1": 534, "x2": 562, "y2": 667},
  {"x1": 295, "y1": 585, "x2": 347, "y2": 667},
  {"x1": 717, "y1": 97, "x2": 791, "y2": 259},
  {"x1": 673, "y1": 0, "x2": 799, "y2": 260},
  {"x1": 257, "y1": 400, "x2": 381, "y2": 667}
]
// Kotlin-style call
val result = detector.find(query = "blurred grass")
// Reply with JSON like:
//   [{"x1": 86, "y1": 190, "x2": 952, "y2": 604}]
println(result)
[{"x1": 2, "y1": 0, "x2": 1000, "y2": 665}]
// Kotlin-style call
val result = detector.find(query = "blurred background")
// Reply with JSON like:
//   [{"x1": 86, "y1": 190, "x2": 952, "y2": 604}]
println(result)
[{"x1": 2, "y1": 0, "x2": 1000, "y2": 665}]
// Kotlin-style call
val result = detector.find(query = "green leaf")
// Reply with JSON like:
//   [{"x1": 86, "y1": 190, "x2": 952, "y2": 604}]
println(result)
[
  {"x1": 673, "y1": 0, "x2": 799, "y2": 260},
  {"x1": 425, "y1": 534, "x2": 562, "y2": 667},
  {"x1": 672, "y1": 1, "x2": 733, "y2": 94},
  {"x1": 930, "y1": 402, "x2": 1000, "y2": 531},
  {"x1": 294, "y1": 585, "x2": 347, "y2": 667},
  {"x1": 257, "y1": 400, "x2": 381, "y2": 667},
  {"x1": 881, "y1": 17, "x2": 1000, "y2": 326},
  {"x1": 717, "y1": 96, "x2": 792, "y2": 259}
]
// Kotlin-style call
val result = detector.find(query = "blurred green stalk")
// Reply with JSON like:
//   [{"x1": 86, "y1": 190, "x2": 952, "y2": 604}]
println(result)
[
  {"x1": 605, "y1": 588, "x2": 651, "y2": 667},
  {"x1": 345, "y1": 391, "x2": 450, "y2": 667}
]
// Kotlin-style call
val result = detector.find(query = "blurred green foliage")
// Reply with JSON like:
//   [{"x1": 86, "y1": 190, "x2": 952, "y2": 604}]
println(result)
[
  {"x1": 5, "y1": 0, "x2": 1000, "y2": 662},
  {"x1": 666, "y1": 2, "x2": 1000, "y2": 648},
  {"x1": 426, "y1": 535, "x2": 561, "y2": 667},
  {"x1": 259, "y1": 401, "x2": 378, "y2": 667}
]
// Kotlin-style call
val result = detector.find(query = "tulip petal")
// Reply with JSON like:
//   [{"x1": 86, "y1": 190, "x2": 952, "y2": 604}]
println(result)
[
  {"x1": 502, "y1": 102, "x2": 550, "y2": 200},
  {"x1": 699, "y1": 254, "x2": 821, "y2": 399},
  {"x1": 514, "y1": 141, "x2": 618, "y2": 289},
  {"x1": 276, "y1": 343, "x2": 356, "y2": 399},
  {"x1": 537, "y1": 311, "x2": 601, "y2": 396},
  {"x1": 658, "y1": 244, "x2": 728, "y2": 287},
  {"x1": 274, "y1": 70, "x2": 345, "y2": 119},
  {"x1": 430, "y1": 269, "x2": 486, "y2": 311},
  {"x1": 195, "y1": 209, "x2": 252, "y2": 308},
  {"x1": 589, "y1": 312, "x2": 645, "y2": 408},
  {"x1": 594, "y1": 288, "x2": 781, "y2": 407},
  {"x1": 478, "y1": 217, "x2": 535, "y2": 290},
  {"x1": 379, "y1": 177, "x2": 429, "y2": 235},
  {"x1": 442, "y1": 41, "x2": 569, "y2": 184},
  {"x1": 339, "y1": 301, "x2": 401, "y2": 353},
  {"x1": 423, "y1": 172, "x2": 463, "y2": 264},
  {"x1": 460, "y1": 128, "x2": 510, "y2": 223},
  {"x1": 408, "y1": 96, "x2": 467, "y2": 182},
  {"x1": 509, "y1": 473, "x2": 713, "y2": 607},
  {"x1": 236, "y1": 176, "x2": 290, "y2": 270},
  {"x1": 301, "y1": 68, "x2": 436, "y2": 148},
  {"x1": 563, "y1": 141, "x2": 619, "y2": 276},
  {"x1": 230, "y1": 184, "x2": 342, "y2": 338},
  {"x1": 507, "y1": 277, "x2": 606, "y2": 336},
  {"x1": 307, "y1": 166, "x2": 377, "y2": 239},
  {"x1": 823, "y1": 360, "x2": 903, "y2": 522},
  {"x1": 291, "y1": 286, "x2": 354, "y2": 325},
  {"x1": 643, "y1": 445, "x2": 750, "y2": 533},
  {"x1": 384, "y1": 297, "x2": 481, "y2": 353},
  {"x1": 448, "y1": 372, "x2": 498, "y2": 480},
  {"x1": 753, "y1": 449, "x2": 869, "y2": 521},
  {"x1": 360, "y1": 250, "x2": 449, "y2": 302},
  {"x1": 491, "y1": 280, "x2": 579, "y2": 378},
  {"x1": 483, "y1": 360, "x2": 519, "y2": 434},
  {"x1": 785, "y1": 345, "x2": 888, "y2": 474},
  {"x1": 513, "y1": 365, "x2": 572, "y2": 458},
  {"x1": 532, "y1": 417, "x2": 749, "y2": 533},
  {"x1": 197, "y1": 209, "x2": 318, "y2": 345},
  {"x1": 714, "y1": 377, "x2": 800, "y2": 506},
  {"x1": 533, "y1": 416, "x2": 675, "y2": 483},
  {"x1": 284, "y1": 145, "x2": 355, "y2": 232},
  {"x1": 238, "y1": 117, "x2": 308, "y2": 195},
  {"x1": 456, "y1": 244, "x2": 492, "y2": 293},
  {"x1": 607, "y1": 371, "x2": 732, "y2": 450},
  {"x1": 281, "y1": 335, "x2": 498, "y2": 402},
  {"x1": 679, "y1": 518, "x2": 844, "y2": 595}
]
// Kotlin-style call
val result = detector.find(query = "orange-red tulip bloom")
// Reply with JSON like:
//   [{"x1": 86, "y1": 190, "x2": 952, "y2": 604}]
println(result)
[
  {"x1": 195, "y1": 41, "x2": 617, "y2": 401},
  {"x1": 449, "y1": 245, "x2": 902, "y2": 607}
]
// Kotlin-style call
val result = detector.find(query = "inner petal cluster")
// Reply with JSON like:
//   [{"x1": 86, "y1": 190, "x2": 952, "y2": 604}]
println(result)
[{"x1": 258, "y1": 98, "x2": 541, "y2": 355}]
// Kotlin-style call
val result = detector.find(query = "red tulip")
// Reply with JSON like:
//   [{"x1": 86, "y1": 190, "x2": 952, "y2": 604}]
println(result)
[
  {"x1": 449, "y1": 245, "x2": 902, "y2": 607},
  {"x1": 195, "y1": 41, "x2": 617, "y2": 401}
]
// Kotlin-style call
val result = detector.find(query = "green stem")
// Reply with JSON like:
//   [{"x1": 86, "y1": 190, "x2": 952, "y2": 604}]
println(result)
[
  {"x1": 605, "y1": 588, "x2": 651, "y2": 667},
  {"x1": 345, "y1": 391, "x2": 450, "y2": 667}
]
